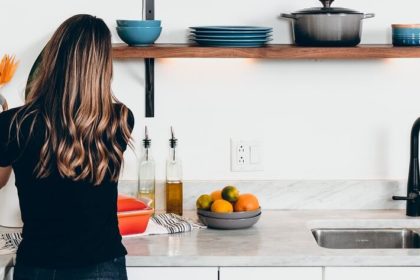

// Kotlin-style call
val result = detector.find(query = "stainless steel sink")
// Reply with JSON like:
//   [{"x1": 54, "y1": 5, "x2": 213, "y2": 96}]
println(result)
[{"x1": 312, "y1": 228, "x2": 420, "y2": 249}]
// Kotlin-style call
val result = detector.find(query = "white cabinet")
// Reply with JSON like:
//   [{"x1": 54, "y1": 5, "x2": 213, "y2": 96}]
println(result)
[
  {"x1": 127, "y1": 267, "x2": 218, "y2": 280},
  {"x1": 325, "y1": 267, "x2": 420, "y2": 280},
  {"x1": 220, "y1": 267, "x2": 322, "y2": 280}
]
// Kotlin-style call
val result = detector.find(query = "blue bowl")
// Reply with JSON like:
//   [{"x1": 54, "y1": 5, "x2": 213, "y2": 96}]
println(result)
[
  {"x1": 116, "y1": 26, "x2": 162, "y2": 46},
  {"x1": 392, "y1": 25, "x2": 420, "y2": 35},
  {"x1": 392, "y1": 25, "x2": 420, "y2": 46},
  {"x1": 393, "y1": 38, "x2": 420, "y2": 46},
  {"x1": 117, "y1": 20, "x2": 161, "y2": 27},
  {"x1": 393, "y1": 30, "x2": 420, "y2": 37}
]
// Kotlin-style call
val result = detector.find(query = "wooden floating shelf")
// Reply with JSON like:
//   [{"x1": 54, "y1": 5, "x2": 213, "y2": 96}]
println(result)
[{"x1": 112, "y1": 44, "x2": 420, "y2": 59}]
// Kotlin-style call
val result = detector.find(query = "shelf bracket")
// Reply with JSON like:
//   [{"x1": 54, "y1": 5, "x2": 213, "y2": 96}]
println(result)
[{"x1": 145, "y1": 0, "x2": 155, "y2": 117}]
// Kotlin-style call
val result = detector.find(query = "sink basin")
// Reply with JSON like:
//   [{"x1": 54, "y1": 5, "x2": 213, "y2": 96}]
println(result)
[{"x1": 312, "y1": 228, "x2": 420, "y2": 249}]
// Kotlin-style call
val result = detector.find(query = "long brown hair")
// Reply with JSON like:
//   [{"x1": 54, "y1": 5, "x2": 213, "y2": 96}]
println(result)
[{"x1": 14, "y1": 14, "x2": 132, "y2": 185}]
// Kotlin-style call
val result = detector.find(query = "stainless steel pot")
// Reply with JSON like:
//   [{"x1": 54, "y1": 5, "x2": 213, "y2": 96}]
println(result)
[{"x1": 281, "y1": 0, "x2": 374, "y2": 47}]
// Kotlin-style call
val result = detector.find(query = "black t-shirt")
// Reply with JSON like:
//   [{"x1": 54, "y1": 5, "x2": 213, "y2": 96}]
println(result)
[{"x1": 0, "y1": 104, "x2": 134, "y2": 268}]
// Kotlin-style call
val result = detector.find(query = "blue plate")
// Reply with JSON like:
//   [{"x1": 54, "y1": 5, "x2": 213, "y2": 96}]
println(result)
[
  {"x1": 193, "y1": 38, "x2": 272, "y2": 43},
  {"x1": 192, "y1": 38, "x2": 271, "y2": 47},
  {"x1": 190, "y1": 26, "x2": 272, "y2": 32},
  {"x1": 192, "y1": 34, "x2": 272, "y2": 40},
  {"x1": 193, "y1": 41, "x2": 268, "y2": 47},
  {"x1": 192, "y1": 31, "x2": 272, "y2": 37},
  {"x1": 192, "y1": 33, "x2": 272, "y2": 39}
]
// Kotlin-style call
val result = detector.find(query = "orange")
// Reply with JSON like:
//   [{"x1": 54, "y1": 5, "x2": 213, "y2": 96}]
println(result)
[
  {"x1": 221, "y1": 186, "x2": 239, "y2": 202},
  {"x1": 211, "y1": 199, "x2": 233, "y2": 213},
  {"x1": 234, "y1": 194, "x2": 260, "y2": 212},
  {"x1": 210, "y1": 190, "x2": 223, "y2": 201}
]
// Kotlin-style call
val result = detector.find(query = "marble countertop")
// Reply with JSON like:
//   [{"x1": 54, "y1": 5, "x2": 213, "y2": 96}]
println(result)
[
  {"x1": 3, "y1": 210, "x2": 420, "y2": 268},
  {"x1": 123, "y1": 210, "x2": 420, "y2": 267}
]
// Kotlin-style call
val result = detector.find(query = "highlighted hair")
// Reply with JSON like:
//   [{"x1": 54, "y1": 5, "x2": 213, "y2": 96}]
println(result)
[{"x1": 15, "y1": 14, "x2": 132, "y2": 185}]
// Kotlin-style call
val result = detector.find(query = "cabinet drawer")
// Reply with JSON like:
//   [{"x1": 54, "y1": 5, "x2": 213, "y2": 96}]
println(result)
[
  {"x1": 220, "y1": 267, "x2": 322, "y2": 280},
  {"x1": 127, "y1": 267, "x2": 218, "y2": 280},
  {"x1": 325, "y1": 267, "x2": 420, "y2": 280}
]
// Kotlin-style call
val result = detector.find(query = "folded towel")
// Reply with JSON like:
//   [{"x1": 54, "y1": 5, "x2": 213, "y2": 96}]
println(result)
[
  {"x1": 123, "y1": 213, "x2": 206, "y2": 238},
  {"x1": 0, "y1": 232, "x2": 22, "y2": 255}
]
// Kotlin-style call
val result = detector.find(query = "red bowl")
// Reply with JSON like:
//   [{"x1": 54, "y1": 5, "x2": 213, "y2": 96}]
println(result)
[
  {"x1": 118, "y1": 207, "x2": 154, "y2": 236},
  {"x1": 117, "y1": 194, "x2": 149, "y2": 212},
  {"x1": 117, "y1": 196, "x2": 153, "y2": 236}
]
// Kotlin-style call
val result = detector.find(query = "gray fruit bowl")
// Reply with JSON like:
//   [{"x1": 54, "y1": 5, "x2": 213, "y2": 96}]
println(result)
[
  {"x1": 197, "y1": 207, "x2": 261, "y2": 219},
  {"x1": 198, "y1": 213, "x2": 261, "y2": 230}
]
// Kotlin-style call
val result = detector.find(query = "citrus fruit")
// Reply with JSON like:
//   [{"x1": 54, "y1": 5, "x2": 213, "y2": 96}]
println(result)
[
  {"x1": 211, "y1": 199, "x2": 233, "y2": 213},
  {"x1": 210, "y1": 190, "x2": 223, "y2": 201},
  {"x1": 234, "y1": 194, "x2": 260, "y2": 212},
  {"x1": 196, "y1": 194, "x2": 213, "y2": 210},
  {"x1": 221, "y1": 186, "x2": 239, "y2": 202}
]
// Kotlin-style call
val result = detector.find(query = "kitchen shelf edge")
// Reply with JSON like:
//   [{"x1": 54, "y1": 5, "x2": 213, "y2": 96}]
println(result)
[{"x1": 112, "y1": 44, "x2": 420, "y2": 59}]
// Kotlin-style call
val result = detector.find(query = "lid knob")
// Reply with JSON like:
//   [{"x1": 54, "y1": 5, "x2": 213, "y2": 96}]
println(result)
[{"x1": 319, "y1": 0, "x2": 334, "y2": 8}]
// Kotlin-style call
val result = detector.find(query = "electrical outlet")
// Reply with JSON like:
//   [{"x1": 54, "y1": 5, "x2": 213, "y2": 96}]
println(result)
[{"x1": 231, "y1": 139, "x2": 263, "y2": 172}]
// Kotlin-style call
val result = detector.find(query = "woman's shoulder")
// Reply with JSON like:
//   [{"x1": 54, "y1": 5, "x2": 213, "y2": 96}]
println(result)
[{"x1": 0, "y1": 106, "x2": 24, "y2": 126}]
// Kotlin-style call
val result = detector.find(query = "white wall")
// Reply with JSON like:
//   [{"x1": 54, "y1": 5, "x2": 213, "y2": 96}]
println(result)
[{"x1": 1, "y1": 0, "x2": 420, "y2": 181}]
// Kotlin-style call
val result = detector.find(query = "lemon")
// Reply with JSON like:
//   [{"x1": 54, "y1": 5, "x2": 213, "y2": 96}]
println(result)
[
  {"x1": 196, "y1": 194, "x2": 213, "y2": 210},
  {"x1": 221, "y1": 186, "x2": 239, "y2": 203},
  {"x1": 211, "y1": 199, "x2": 233, "y2": 213}
]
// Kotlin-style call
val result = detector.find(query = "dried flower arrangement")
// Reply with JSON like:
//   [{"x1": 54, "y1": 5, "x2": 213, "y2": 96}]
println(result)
[{"x1": 0, "y1": 54, "x2": 19, "y2": 111}]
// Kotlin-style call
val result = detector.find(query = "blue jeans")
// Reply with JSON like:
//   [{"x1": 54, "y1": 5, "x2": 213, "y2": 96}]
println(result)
[{"x1": 13, "y1": 256, "x2": 128, "y2": 280}]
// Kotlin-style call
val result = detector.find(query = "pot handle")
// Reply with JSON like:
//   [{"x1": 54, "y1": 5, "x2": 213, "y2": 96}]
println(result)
[
  {"x1": 280, "y1": 13, "x2": 297, "y2": 20},
  {"x1": 363, "y1": 13, "x2": 375, "y2": 19}
]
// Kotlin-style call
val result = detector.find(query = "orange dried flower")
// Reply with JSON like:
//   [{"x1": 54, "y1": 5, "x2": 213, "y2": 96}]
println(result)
[{"x1": 0, "y1": 54, "x2": 19, "y2": 87}]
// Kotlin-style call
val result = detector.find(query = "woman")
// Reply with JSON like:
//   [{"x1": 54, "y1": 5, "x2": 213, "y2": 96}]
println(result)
[{"x1": 0, "y1": 14, "x2": 134, "y2": 280}]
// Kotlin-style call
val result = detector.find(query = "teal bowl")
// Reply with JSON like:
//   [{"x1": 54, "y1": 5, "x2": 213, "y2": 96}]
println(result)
[
  {"x1": 393, "y1": 38, "x2": 420, "y2": 46},
  {"x1": 117, "y1": 20, "x2": 161, "y2": 27},
  {"x1": 116, "y1": 26, "x2": 162, "y2": 46},
  {"x1": 392, "y1": 24, "x2": 420, "y2": 46},
  {"x1": 392, "y1": 25, "x2": 420, "y2": 36}
]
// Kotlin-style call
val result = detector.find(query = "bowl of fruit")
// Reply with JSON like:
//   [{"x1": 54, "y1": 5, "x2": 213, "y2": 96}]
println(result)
[{"x1": 196, "y1": 186, "x2": 261, "y2": 230}]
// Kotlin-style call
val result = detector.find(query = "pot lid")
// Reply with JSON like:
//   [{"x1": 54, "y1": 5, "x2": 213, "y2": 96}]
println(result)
[{"x1": 293, "y1": 0, "x2": 363, "y2": 15}]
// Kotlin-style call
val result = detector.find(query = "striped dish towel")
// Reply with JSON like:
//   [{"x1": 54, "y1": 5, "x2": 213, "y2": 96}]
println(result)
[
  {"x1": 0, "y1": 232, "x2": 22, "y2": 255},
  {"x1": 0, "y1": 214, "x2": 205, "y2": 247},
  {"x1": 123, "y1": 213, "x2": 206, "y2": 238}
]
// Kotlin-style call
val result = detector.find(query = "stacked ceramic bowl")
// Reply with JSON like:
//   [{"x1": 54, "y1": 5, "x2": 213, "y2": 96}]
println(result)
[
  {"x1": 197, "y1": 208, "x2": 261, "y2": 230},
  {"x1": 116, "y1": 20, "x2": 162, "y2": 46},
  {"x1": 117, "y1": 195, "x2": 154, "y2": 236},
  {"x1": 392, "y1": 24, "x2": 420, "y2": 46},
  {"x1": 189, "y1": 26, "x2": 273, "y2": 47}
]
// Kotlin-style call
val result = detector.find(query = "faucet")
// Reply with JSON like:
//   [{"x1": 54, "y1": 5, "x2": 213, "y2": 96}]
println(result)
[{"x1": 393, "y1": 117, "x2": 420, "y2": 217}]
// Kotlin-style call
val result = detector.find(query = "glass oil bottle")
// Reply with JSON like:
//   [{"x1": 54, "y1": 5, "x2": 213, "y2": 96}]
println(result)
[
  {"x1": 166, "y1": 127, "x2": 183, "y2": 215},
  {"x1": 138, "y1": 126, "x2": 156, "y2": 210}
]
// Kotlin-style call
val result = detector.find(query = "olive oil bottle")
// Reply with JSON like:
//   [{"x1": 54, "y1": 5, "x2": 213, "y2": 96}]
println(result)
[
  {"x1": 166, "y1": 127, "x2": 183, "y2": 215},
  {"x1": 138, "y1": 126, "x2": 156, "y2": 210}
]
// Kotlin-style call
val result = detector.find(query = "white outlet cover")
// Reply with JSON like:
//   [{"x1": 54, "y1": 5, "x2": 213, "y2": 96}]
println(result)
[{"x1": 230, "y1": 139, "x2": 264, "y2": 172}]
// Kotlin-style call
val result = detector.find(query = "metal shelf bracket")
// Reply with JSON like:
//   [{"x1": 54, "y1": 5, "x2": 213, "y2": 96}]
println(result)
[{"x1": 145, "y1": 0, "x2": 155, "y2": 117}]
